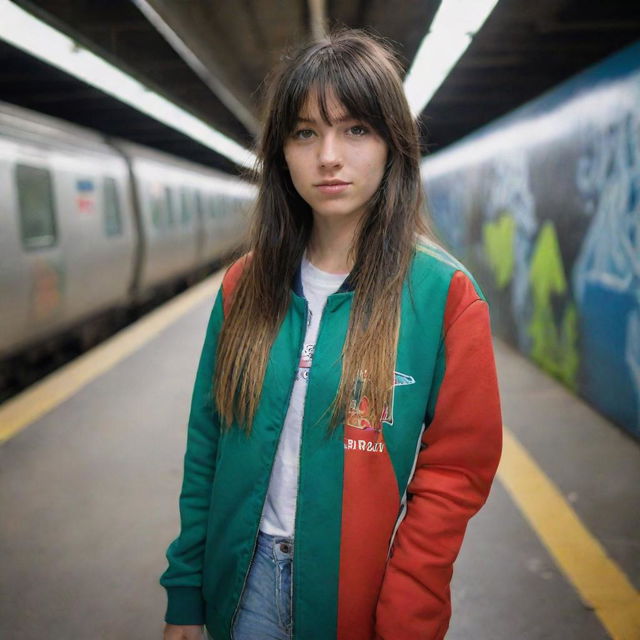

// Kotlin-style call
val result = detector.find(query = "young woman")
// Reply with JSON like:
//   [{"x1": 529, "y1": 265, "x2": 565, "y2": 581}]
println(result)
[{"x1": 161, "y1": 29, "x2": 502, "y2": 640}]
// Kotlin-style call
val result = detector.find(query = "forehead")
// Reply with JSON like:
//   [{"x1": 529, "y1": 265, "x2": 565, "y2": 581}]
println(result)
[{"x1": 296, "y1": 89, "x2": 351, "y2": 123}]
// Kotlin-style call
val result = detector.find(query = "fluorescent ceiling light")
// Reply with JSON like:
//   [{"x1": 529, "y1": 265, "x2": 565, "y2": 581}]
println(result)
[
  {"x1": 404, "y1": 0, "x2": 501, "y2": 117},
  {"x1": 0, "y1": 0, "x2": 256, "y2": 170}
]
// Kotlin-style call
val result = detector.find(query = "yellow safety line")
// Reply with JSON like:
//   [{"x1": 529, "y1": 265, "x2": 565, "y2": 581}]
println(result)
[
  {"x1": 498, "y1": 427, "x2": 640, "y2": 640},
  {"x1": 0, "y1": 271, "x2": 224, "y2": 444}
]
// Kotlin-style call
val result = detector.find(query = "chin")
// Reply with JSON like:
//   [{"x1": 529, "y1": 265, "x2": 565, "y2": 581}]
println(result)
[{"x1": 313, "y1": 205, "x2": 364, "y2": 219}]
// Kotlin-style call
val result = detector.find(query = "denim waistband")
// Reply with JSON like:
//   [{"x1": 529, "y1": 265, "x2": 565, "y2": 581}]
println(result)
[{"x1": 257, "y1": 529, "x2": 294, "y2": 560}]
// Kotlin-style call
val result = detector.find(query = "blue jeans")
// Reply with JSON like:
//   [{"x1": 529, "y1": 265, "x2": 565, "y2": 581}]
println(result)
[{"x1": 209, "y1": 530, "x2": 294, "y2": 640}]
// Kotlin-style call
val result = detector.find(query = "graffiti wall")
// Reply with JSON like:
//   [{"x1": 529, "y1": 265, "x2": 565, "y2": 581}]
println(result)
[{"x1": 422, "y1": 40, "x2": 640, "y2": 439}]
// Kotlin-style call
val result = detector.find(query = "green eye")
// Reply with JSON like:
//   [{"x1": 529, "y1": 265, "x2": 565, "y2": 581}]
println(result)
[
  {"x1": 294, "y1": 129, "x2": 313, "y2": 139},
  {"x1": 349, "y1": 125, "x2": 368, "y2": 136}
]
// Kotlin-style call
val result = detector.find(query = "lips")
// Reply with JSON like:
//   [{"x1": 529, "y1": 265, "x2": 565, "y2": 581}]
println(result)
[{"x1": 315, "y1": 180, "x2": 351, "y2": 195}]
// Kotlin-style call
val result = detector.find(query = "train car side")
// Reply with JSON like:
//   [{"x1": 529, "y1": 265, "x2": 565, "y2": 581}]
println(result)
[
  {"x1": 0, "y1": 103, "x2": 136, "y2": 359},
  {"x1": 0, "y1": 103, "x2": 255, "y2": 376},
  {"x1": 113, "y1": 141, "x2": 254, "y2": 303}
]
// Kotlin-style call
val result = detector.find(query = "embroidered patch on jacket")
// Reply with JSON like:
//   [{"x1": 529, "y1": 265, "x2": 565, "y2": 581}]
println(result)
[{"x1": 346, "y1": 370, "x2": 415, "y2": 432}]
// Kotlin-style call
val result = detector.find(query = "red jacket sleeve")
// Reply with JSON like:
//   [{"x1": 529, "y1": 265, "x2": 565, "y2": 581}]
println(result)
[{"x1": 374, "y1": 271, "x2": 503, "y2": 639}]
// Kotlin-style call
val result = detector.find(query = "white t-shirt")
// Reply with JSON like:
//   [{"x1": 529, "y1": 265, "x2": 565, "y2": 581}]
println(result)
[{"x1": 260, "y1": 254, "x2": 349, "y2": 537}]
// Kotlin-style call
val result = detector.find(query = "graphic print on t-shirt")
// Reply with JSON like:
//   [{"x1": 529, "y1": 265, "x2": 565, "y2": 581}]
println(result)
[{"x1": 298, "y1": 342, "x2": 314, "y2": 382}]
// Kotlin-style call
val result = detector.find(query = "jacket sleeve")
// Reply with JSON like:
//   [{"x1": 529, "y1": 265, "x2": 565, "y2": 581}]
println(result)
[
  {"x1": 374, "y1": 270, "x2": 503, "y2": 640},
  {"x1": 159, "y1": 285, "x2": 225, "y2": 625}
]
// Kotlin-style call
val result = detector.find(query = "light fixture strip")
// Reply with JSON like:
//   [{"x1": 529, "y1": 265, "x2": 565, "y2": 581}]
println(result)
[
  {"x1": 0, "y1": 0, "x2": 255, "y2": 169},
  {"x1": 404, "y1": 0, "x2": 501, "y2": 117}
]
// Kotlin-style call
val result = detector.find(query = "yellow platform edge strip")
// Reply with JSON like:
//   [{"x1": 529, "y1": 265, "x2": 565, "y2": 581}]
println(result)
[
  {"x1": 0, "y1": 271, "x2": 224, "y2": 444},
  {"x1": 498, "y1": 427, "x2": 640, "y2": 640}
]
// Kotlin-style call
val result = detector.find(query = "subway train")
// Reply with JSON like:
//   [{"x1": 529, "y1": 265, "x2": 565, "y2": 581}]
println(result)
[
  {"x1": 420, "y1": 39, "x2": 640, "y2": 439},
  {"x1": 0, "y1": 101, "x2": 255, "y2": 390}
]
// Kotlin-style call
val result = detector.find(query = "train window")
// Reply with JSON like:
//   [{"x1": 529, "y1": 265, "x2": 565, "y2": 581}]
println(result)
[
  {"x1": 103, "y1": 177, "x2": 122, "y2": 236},
  {"x1": 150, "y1": 186, "x2": 165, "y2": 229},
  {"x1": 219, "y1": 196, "x2": 229, "y2": 219},
  {"x1": 15, "y1": 164, "x2": 57, "y2": 249},
  {"x1": 165, "y1": 187, "x2": 176, "y2": 227},
  {"x1": 180, "y1": 188, "x2": 193, "y2": 226},
  {"x1": 195, "y1": 191, "x2": 205, "y2": 221},
  {"x1": 208, "y1": 195, "x2": 219, "y2": 219},
  {"x1": 150, "y1": 182, "x2": 174, "y2": 230}
]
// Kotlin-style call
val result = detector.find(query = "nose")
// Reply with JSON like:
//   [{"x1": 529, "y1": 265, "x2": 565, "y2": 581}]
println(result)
[{"x1": 318, "y1": 133, "x2": 342, "y2": 168}]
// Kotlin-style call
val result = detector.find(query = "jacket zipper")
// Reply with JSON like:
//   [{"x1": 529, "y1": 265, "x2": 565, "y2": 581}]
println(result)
[{"x1": 229, "y1": 298, "x2": 309, "y2": 636}]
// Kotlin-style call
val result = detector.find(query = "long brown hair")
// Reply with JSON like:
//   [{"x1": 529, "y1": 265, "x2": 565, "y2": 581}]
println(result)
[{"x1": 215, "y1": 28, "x2": 435, "y2": 433}]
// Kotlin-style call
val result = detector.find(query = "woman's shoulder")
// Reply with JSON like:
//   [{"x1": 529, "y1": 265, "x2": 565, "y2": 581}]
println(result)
[
  {"x1": 411, "y1": 236, "x2": 486, "y2": 304},
  {"x1": 221, "y1": 252, "x2": 252, "y2": 316},
  {"x1": 223, "y1": 252, "x2": 251, "y2": 287}
]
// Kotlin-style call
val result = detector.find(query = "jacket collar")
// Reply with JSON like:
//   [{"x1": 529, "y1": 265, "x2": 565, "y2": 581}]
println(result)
[{"x1": 292, "y1": 256, "x2": 354, "y2": 298}]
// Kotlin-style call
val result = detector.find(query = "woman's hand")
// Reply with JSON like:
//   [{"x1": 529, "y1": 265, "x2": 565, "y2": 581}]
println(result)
[{"x1": 163, "y1": 623, "x2": 205, "y2": 639}]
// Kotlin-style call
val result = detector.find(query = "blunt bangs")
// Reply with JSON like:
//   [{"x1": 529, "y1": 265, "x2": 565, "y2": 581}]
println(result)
[{"x1": 279, "y1": 42, "x2": 390, "y2": 142}]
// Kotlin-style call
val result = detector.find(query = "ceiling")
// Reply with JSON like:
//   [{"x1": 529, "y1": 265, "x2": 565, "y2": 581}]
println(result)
[{"x1": 2, "y1": 0, "x2": 640, "y2": 173}]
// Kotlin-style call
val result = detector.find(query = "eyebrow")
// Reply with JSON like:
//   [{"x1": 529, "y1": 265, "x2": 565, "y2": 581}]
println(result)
[{"x1": 295, "y1": 114, "x2": 356, "y2": 124}]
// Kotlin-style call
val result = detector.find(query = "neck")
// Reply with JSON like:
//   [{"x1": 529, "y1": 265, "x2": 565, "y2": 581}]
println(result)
[{"x1": 306, "y1": 212, "x2": 361, "y2": 274}]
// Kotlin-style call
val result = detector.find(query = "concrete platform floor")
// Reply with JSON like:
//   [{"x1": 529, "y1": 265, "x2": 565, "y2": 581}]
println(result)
[{"x1": 1, "y1": 279, "x2": 638, "y2": 639}]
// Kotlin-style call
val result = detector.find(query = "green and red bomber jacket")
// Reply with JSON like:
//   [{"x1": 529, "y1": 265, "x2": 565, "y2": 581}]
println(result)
[{"x1": 159, "y1": 240, "x2": 503, "y2": 640}]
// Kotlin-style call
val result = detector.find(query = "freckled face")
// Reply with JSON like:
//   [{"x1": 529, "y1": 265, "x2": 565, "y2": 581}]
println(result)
[{"x1": 283, "y1": 91, "x2": 388, "y2": 225}]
